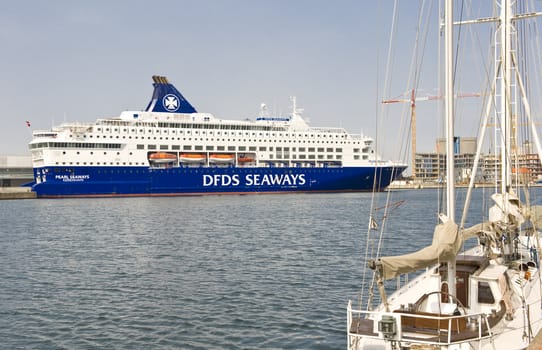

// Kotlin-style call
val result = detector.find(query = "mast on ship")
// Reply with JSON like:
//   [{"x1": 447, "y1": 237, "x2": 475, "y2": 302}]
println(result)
[
  {"x1": 444, "y1": 0, "x2": 456, "y2": 298},
  {"x1": 458, "y1": 1, "x2": 542, "y2": 251}
]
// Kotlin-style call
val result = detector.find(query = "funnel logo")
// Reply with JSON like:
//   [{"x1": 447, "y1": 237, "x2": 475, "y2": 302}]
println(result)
[{"x1": 163, "y1": 94, "x2": 180, "y2": 112}]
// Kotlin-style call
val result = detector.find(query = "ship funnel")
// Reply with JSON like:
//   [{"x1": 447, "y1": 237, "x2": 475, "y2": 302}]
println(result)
[{"x1": 145, "y1": 76, "x2": 197, "y2": 113}]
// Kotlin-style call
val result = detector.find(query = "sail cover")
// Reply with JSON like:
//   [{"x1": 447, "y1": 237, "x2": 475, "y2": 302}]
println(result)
[{"x1": 377, "y1": 220, "x2": 461, "y2": 280}]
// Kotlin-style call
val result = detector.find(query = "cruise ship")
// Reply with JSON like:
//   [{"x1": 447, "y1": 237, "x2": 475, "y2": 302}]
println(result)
[{"x1": 28, "y1": 76, "x2": 406, "y2": 197}]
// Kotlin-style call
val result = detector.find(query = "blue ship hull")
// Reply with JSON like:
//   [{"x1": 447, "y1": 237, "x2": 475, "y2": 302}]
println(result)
[{"x1": 31, "y1": 165, "x2": 404, "y2": 197}]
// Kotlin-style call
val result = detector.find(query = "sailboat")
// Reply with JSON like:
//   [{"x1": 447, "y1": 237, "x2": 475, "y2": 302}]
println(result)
[{"x1": 347, "y1": 1, "x2": 542, "y2": 349}]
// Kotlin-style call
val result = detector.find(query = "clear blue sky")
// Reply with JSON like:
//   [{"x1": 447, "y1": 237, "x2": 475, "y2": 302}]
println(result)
[{"x1": 1, "y1": 1, "x2": 541, "y2": 163}]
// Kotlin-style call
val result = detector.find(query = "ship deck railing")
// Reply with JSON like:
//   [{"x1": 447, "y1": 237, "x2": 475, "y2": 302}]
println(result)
[{"x1": 347, "y1": 301, "x2": 493, "y2": 348}]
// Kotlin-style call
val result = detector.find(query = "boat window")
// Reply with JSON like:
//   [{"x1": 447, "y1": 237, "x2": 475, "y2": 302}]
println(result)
[
  {"x1": 206, "y1": 146, "x2": 214, "y2": 150},
  {"x1": 478, "y1": 282, "x2": 495, "y2": 304},
  {"x1": 148, "y1": 145, "x2": 156, "y2": 150},
  {"x1": 160, "y1": 145, "x2": 168, "y2": 150},
  {"x1": 195, "y1": 145, "x2": 203, "y2": 150},
  {"x1": 183, "y1": 145, "x2": 192, "y2": 150}
]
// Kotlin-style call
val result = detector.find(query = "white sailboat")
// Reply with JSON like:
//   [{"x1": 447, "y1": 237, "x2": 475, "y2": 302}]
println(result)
[{"x1": 347, "y1": 1, "x2": 542, "y2": 349}]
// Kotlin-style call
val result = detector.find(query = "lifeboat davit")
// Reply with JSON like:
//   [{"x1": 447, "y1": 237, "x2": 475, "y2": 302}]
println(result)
[
  {"x1": 179, "y1": 153, "x2": 206, "y2": 163},
  {"x1": 149, "y1": 152, "x2": 177, "y2": 163},
  {"x1": 209, "y1": 154, "x2": 235, "y2": 163}
]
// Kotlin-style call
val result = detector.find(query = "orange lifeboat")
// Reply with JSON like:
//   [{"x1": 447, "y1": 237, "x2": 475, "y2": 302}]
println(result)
[
  {"x1": 238, "y1": 156, "x2": 254, "y2": 163},
  {"x1": 149, "y1": 152, "x2": 177, "y2": 163},
  {"x1": 179, "y1": 153, "x2": 206, "y2": 163},
  {"x1": 209, "y1": 154, "x2": 235, "y2": 163}
]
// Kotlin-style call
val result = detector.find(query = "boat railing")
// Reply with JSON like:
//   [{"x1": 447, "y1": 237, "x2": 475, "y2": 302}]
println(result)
[{"x1": 347, "y1": 301, "x2": 493, "y2": 348}]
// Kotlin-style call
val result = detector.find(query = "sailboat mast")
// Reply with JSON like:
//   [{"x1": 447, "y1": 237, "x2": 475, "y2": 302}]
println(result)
[
  {"x1": 445, "y1": 0, "x2": 456, "y2": 297},
  {"x1": 499, "y1": 0, "x2": 512, "y2": 196}
]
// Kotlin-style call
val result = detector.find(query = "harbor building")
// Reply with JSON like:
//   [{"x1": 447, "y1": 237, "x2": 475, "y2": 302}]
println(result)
[
  {"x1": 413, "y1": 137, "x2": 542, "y2": 184},
  {"x1": 0, "y1": 155, "x2": 33, "y2": 187}
]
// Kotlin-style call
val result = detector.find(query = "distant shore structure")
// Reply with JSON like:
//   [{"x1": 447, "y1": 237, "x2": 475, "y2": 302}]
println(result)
[{"x1": 0, "y1": 155, "x2": 32, "y2": 187}]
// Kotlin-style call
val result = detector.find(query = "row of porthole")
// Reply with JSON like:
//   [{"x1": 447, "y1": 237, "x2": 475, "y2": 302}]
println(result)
[
  {"x1": 95, "y1": 127, "x2": 351, "y2": 139},
  {"x1": 54, "y1": 162, "x2": 344, "y2": 167},
  {"x1": 75, "y1": 134, "x2": 362, "y2": 145}
]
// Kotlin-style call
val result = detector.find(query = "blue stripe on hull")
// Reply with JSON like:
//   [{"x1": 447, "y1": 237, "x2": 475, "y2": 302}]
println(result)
[{"x1": 31, "y1": 166, "x2": 405, "y2": 197}]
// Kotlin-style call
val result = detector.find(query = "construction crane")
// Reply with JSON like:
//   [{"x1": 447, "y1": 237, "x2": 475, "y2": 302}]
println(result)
[{"x1": 383, "y1": 89, "x2": 480, "y2": 179}]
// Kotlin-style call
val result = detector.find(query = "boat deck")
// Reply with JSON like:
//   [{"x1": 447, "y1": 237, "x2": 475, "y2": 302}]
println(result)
[{"x1": 348, "y1": 306, "x2": 503, "y2": 346}]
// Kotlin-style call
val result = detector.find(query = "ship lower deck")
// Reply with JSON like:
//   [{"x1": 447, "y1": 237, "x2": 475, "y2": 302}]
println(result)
[{"x1": 31, "y1": 164, "x2": 405, "y2": 197}]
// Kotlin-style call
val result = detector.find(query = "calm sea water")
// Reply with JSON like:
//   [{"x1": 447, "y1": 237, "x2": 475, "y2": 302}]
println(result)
[{"x1": 1, "y1": 188, "x2": 541, "y2": 349}]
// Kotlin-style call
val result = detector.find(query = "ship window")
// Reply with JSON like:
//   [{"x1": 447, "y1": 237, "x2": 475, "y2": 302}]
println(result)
[
  {"x1": 239, "y1": 146, "x2": 246, "y2": 151},
  {"x1": 336, "y1": 155, "x2": 342, "y2": 160},
  {"x1": 308, "y1": 148, "x2": 315, "y2": 152},
  {"x1": 217, "y1": 146, "x2": 225, "y2": 151},
  {"x1": 228, "y1": 146, "x2": 235, "y2": 151},
  {"x1": 299, "y1": 147, "x2": 306, "y2": 152},
  {"x1": 354, "y1": 155, "x2": 360, "y2": 160},
  {"x1": 478, "y1": 282, "x2": 495, "y2": 304},
  {"x1": 308, "y1": 155, "x2": 315, "y2": 159},
  {"x1": 148, "y1": 145, "x2": 156, "y2": 150},
  {"x1": 183, "y1": 145, "x2": 192, "y2": 150},
  {"x1": 299, "y1": 155, "x2": 306, "y2": 159},
  {"x1": 195, "y1": 145, "x2": 203, "y2": 150},
  {"x1": 362, "y1": 155, "x2": 368, "y2": 160},
  {"x1": 336, "y1": 148, "x2": 343, "y2": 152},
  {"x1": 172, "y1": 145, "x2": 180, "y2": 150},
  {"x1": 259, "y1": 147, "x2": 266, "y2": 151},
  {"x1": 137, "y1": 144, "x2": 144, "y2": 149},
  {"x1": 318, "y1": 148, "x2": 324, "y2": 152}
]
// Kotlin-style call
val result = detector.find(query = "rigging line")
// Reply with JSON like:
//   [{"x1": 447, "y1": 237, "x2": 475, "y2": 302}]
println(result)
[
  {"x1": 373, "y1": 200, "x2": 406, "y2": 212},
  {"x1": 527, "y1": 0, "x2": 542, "y2": 112},
  {"x1": 359, "y1": 0, "x2": 396, "y2": 310},
  {"x1": 453, "y1": 0, "x2": 467, "y2": 92}
]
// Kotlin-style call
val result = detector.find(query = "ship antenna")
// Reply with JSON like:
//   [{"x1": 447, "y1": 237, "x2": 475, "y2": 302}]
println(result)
[{"x1": 290, "y1": 96, "x2": 304, "y2": 119}]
